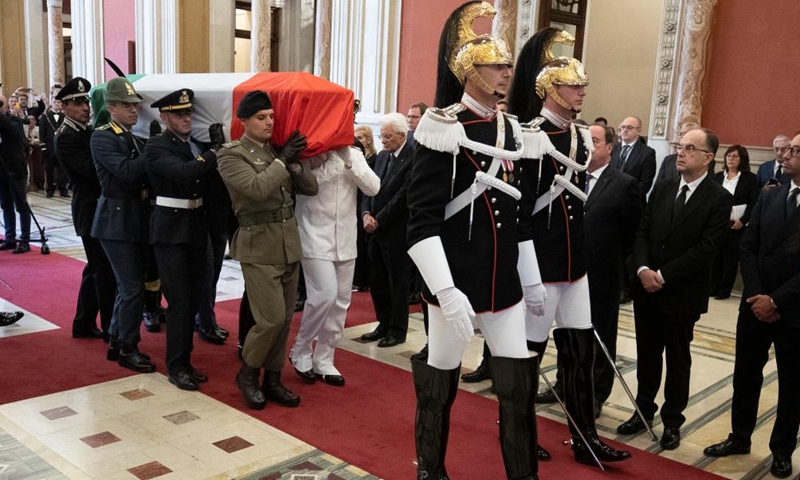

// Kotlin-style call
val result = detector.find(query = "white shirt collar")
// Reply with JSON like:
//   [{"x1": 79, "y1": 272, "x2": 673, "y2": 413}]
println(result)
[
  {"x1": 460, "y1": 92, "x2": 495, "y2": 119},
  {"x1": 790, "y1": 180, "x2": 800, "y2": 192},
  {"x1": 393, "y1": 140, "x2": 407, "y2": 158},
  {"x1": 621, "y1": 140, "x2": 637, "y2": 148},
  {"x1": 540, "y1": 107, "x2": 571, "y2": 130},
  {"x1": 589, "y1": 163, "x2": 609, "y2": 179},
  {"x1": 679, "y1": 171, "x2": 707, "y2": 194}
]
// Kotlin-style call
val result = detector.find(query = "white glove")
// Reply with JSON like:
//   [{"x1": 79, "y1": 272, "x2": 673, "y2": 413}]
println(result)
[
  {"x1": 436, "y1": 286, "x2": 476, "y2": 342},
  {"x1": 522, "y1": 283, "x2": 547, "y2": 316}
]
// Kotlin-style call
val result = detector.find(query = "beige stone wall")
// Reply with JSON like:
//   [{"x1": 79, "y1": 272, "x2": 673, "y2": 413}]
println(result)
[
  {"x1": 581, "y1": 0, "x2": 664, "y2": 133},
  {"x1": 0, "y1": 0, "x2": 27, "y2": 94},
  {"x1": 178, "y1": 0, "x2": 210, "y2": 73}
]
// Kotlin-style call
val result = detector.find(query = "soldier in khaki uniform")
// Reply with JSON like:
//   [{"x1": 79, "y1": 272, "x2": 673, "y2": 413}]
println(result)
[{"x1": 217, "y1": 90, "x2": 318, "y2": 410}]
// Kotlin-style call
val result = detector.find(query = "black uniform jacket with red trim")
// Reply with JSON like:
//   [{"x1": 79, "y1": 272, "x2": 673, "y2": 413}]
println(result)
[
  {"x1": 518, "y1": 119, "x2": 589, "y2": 283},
  {"x1": 407, "y1": 107, "x2": 528, "y2": 313}
]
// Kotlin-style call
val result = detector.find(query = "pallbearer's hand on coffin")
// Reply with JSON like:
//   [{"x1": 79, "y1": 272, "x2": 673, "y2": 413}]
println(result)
[
  {"x1": 208, "y1": 123, "x2": 226, "y2": 148},
  {"x1": 278, "y1": 129, "x2": 307, "y2": 164}
]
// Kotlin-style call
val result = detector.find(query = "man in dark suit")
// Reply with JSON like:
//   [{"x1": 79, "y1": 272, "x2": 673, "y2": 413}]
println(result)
[
  {"x1": 585, "y1": 124, "x2": 641, "y2": 417},
  {"x1": 755, "y1": 134, "x2": 791, "y2": 190},
  {"x1": 656, "y1": 122, "x2": 699, "y2": 182},
  {"x1": 144, "y1": 89, "x2": 220, "y2": 391},
  {"x1": 617, "y1": 127, "x2": 732, "y2": 451},
  {"x1": 0, "y1": 94, "x2": 32, "y2": 254},
  {"x1": 54, "y1": 77, "x2": 116, "y2": 339},
  {"x1": 361, "y1": 112, "x2": 414, "y2": 347},
  {"x1": 703, "y1": 133, "x2": 800, "y2": 479},
  {"x1": 611, "y1": 116, "x2": 657, "y2": 196},
  {"x1": 39, "y1": 89, "x2": 69, "y2": 198}
]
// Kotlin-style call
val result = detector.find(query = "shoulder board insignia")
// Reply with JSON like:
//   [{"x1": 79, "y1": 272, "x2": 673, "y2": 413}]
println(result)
[
  {"x1": 573, "y1": 122, "x2": 589, "y2": 132},
  {"x1": 106, "y1": 121, "x2": 124, "y2": 134},
  {"x1": 504, "y1": 112, "x2": 519, "y2": 122},
  {"x1": 222, "y1": 140, "x2": 241, "y2": 149},
  {"x1": 96, "y1": 123, "x2": 112, "y2": 131},
  {"x1": 442, "y1": 103, "x2": 467, "y2": 117}
]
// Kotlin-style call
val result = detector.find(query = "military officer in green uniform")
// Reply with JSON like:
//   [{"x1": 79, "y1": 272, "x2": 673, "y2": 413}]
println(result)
[{"x1": 217, "y1": 90, "x2": 318, "y2": 410}]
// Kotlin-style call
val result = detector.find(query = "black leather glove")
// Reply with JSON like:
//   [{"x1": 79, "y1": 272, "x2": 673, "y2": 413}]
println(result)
[
  {"x1": 209, "y1": 123, "x2": 226, "y2": 146},
  {"x1": 278, "y1": 129, "x2": 307, "y2": 164},
  {"x1": 149, "y1": 119, "x2": 162, "y2": 137}
]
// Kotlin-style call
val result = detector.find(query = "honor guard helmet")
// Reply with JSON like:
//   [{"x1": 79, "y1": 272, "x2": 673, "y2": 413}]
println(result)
[
  {"x1": 151, "y1": 89, "x2": 194, "y2": 113},
  {"x1": 434, "y1": 1, "x2": 513, "y2": 107},
  {"x1": 508, "y1": 28, "x2": 589, "y2": 122},
  {"x1": 55, "y1": 77, "x2": 91, "y2": 103}
]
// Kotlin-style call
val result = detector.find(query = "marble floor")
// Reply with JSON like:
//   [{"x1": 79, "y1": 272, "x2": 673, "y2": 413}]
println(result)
[{"x1": 0, "y1": 192, "x2": 796, "y2": 479}]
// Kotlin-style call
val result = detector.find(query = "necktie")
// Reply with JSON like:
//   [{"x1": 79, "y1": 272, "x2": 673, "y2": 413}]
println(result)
[
  {"x1": 777, "y1": 164, "x2": 783, "y2": 178},
  {"x1": 787, "y1": 187, "x2": 799, "y2": 218},
  {"x1": 384, "y1": 153, "x2": 397, "y2": 181},
  {"x1": 672, "y1": 184, "x2": 689, "y2": 223},
  {"x1": 619, "y1": 145, "x2": 631, "y2": 169},
  {"x1": 585, "y1": 173, "x2": 593, "y2": 195}
]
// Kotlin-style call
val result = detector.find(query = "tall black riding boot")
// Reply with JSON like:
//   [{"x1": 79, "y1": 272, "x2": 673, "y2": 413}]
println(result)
[
  {"x1": 527, "y1": 340, "x2": 551, "y2": 462},
  {"x1": 412, "y1": 358, "x2": 459, "y2": 480},
  {"x1": 489, "y1": 356, "x2": 539, "y2": 480},
  {"x1": 235, "y1": 362, "x2": 266, "y2": 410},
  {"x1": 554, "y1": 328, "x2": 631, "y2": 466}
]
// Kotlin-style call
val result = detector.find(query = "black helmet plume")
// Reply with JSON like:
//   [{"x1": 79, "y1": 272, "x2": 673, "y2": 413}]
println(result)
[
  {"x1": 433, "y1": 1, "x2": 483, "y2": 108},
  {"x1": 507, "y1": 27, "x2": 562, "y2": 123}
]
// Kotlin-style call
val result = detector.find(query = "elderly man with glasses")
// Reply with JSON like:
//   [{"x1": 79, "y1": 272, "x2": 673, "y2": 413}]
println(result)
[{"x1": 617, "y1": 127, "x2": 731, "y2": 451}]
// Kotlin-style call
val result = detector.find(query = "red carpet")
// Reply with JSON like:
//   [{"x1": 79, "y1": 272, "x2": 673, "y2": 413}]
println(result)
[{"x1": 1, "y1": 248, "x2": 725, "y2": 480}]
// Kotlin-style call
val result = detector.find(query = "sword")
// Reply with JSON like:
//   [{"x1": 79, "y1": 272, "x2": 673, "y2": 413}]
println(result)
[
  {"x1": 593, "y1": 328, "x2": 658, "y2": 442},
  {"x1": 537, "y1": 362, "x2": 604, "y2": 471}
]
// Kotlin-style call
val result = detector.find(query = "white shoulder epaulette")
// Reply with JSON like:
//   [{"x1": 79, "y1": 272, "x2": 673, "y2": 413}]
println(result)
[
  {"x1": 519, "y1": 117, "x2": 553, "y2": 160},
  {"x1": 413, "y1": 104, "x2": 467, "y2": 155}
]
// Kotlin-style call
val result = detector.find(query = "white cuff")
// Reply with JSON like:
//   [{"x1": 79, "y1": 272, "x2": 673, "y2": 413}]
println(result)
[
  {"x1": 517, "y1": 240, "x2": 543, "y2": 286},
  {"x1": 407, "y1": 236, "x2": 455, "y2": 295}
]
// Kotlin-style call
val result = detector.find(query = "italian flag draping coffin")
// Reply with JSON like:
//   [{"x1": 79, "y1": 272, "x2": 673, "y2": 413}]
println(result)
[{"x1": 89, "y1": 72, "x2": 355, "y2": 158}]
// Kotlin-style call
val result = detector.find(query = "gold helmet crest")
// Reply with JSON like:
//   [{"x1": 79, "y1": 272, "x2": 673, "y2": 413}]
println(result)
[
  {"x1": 533, "y1": 30, "x2": 589, "y2": 110},
  {"x1": 446, "y1": 2, "x2": 513, "y2": 97}
]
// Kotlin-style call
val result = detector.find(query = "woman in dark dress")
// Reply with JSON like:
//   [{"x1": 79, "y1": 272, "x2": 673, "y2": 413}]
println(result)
[{"x1": 710, "y1": 145, "x2": 759, "y2": 299}]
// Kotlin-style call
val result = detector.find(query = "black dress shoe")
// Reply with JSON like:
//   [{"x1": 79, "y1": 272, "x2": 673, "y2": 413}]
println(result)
[
  {"x1": 142, "y1": 311, "x2": 161, "y2": 332},
  {"x1": 317, "y1": 374, "x2": 345, "y2": 386},
  {"x1": 12, "y1": 243, "x2": 31, "y2": 254},
  {"x1": 461, "y1": 359, "x2": 490, "y2": 383},
  {"x1": 0, "y1": 311, "x2": 24, "y2": 326},
  {"x1": 377, "y1": 335, "x2": 405, "y2": 348},
  {"x1": 538, "y1": 444, "x2": 552, "y2": 461},
  {"x1": 573, "y1": 430, "x2": 632, "y2": 464},
  {"x1": 536, "y1": 387, "x2": 560, "y2": 404},
  {"x1": 187, "y1": 364, "x2": 208, "y2": 383},
  {"x1": 703, "y1": 437, "x2": 751, "y2": 457},
  {"x1": 408, "y1": 292, "x2": 421, "y2": 304},
  {"x1": 262, "y1": 370, "x2": 300, "y2": 407},
  {"x1": 46, "y1": 191, "x2": 55, "y2": 198},
  {"x1": 214, "y1": 325, "x2": 229, "y2": 338},
  {"x1": 360, "y1": 328, "x2": 386, "y2": 342},
  {"x1": 72, "y1": 326, "x2": 104, "y2": 339},
  {"x1": 59, "y1": 190, "x2": 70, "y2": 198},
  {"x1": 0, "y1": 240, "x2": 17, "y2": 251},
  {"x1": 771, "y1": 453, "x2": 793, "y2": 478},
  {"x1": 660, "y1": 427, "x2": 681, "y2": 450},
  {"x1": 198, "y1": 328, "x2": 226, "y2": 345},
  {"x1": 119, "y1": 346, "x2": 157, "y2": 373},
  {"x1": 410, "y1": 344, "x2": 428, "y2": 362},
  {"x1": 293, "y1": 365, "x2": 317, "y2": 384},
  {"x1": 107, "y1": 339, "x2": 120, "y2": 361},
  {"x1": 616, "y1": 414, "x2": 653, "y2": 435},
  {"x1": 169, "y1": 370, "x2": 200, "y2": 391},
  {"x1": 594, "y1": 401, "x2": 603, "y2": 419}
]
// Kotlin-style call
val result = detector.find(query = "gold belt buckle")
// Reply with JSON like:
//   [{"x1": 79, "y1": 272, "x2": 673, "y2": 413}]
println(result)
[
  {"x1": 188, "y1": 199, "x2": 199, "y2": 209},
  {"x1": 140, "y1": 189, "x2": 149, "y2": 201}
]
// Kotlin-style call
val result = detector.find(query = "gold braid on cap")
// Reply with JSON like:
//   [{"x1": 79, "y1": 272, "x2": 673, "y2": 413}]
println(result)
[
  {"x1": 534, "y1": 30, "x2": 589, "y2": 111},
  {"x1": 446, "y1": 1, "x2": 513, "y2": 97}
]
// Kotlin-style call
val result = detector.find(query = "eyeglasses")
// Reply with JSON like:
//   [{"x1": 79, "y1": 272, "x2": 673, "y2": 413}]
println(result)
[
  {"x1": 675, "y1": 144, "x2": 711, "y2": 154},
  {"x1": 618, "y1": 125, "x2": 639, "y2": 131},
  {"x1": 775, "y1": 146, "x2": 790, "y2": 154},
  {"x1": 380, "y1": 133, "x2": 399, "y2": 140},
  {"x1": 785, "y1": 146, "x2": 800, "y2": 158}
]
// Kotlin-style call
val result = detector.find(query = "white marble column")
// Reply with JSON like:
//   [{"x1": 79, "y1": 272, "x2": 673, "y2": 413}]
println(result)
[
  {"x1": 251, "y1": 0, "x2": 272, "y2": 72},
  {"x1": 135, "y1": 0, "x2": 178, "y2": 74},
  {"x1": 314, "y1": 0, "x2": 332, "y2": 79},
  {"x1": 70, "y1": 0, "x2": 106, "y2": 84},
  {"x1": 278, "y1": 0, "x2": 315, "y2": 72},
  {"x1": 23, "y1": 0, "x2": 47, "y2": 92},
  {"x1": 515, "y1": 0, "x2": 542, "y2": 56},
  {"x1": 46, "y1": 0, "x2": 65, "y2": 86}
]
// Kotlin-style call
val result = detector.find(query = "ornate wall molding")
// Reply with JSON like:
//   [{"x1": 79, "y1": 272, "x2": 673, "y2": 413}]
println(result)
[
  {"x1": 278, "y1": 0, "x2": 315, "y2": 72},
  {"x1": 649, "y1": 0, "x2": 717, "y2": 143},
  {"x1": 135, "y1": 0, "x2": 177, "y2": 74},
  {"x1": 72, "y1": 0, "x2": 105, "y2": 84},
  {"x1": 314, "y1": 0, "x2": 333, "y2": 79},
  {"x1": 493, "y1": 0, "x2": 518, "y2": 54},
  {"x1": 46, "y1": 0, "x2": 65, "y2": 86},
  {"x1": 515, "y1": 0, "x2": 540, "y2": 56}
]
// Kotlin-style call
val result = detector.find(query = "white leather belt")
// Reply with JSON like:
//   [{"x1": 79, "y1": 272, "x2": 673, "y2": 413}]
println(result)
[{"x1": 156, "y1": 196, "x2": 204, "y2": 209}]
